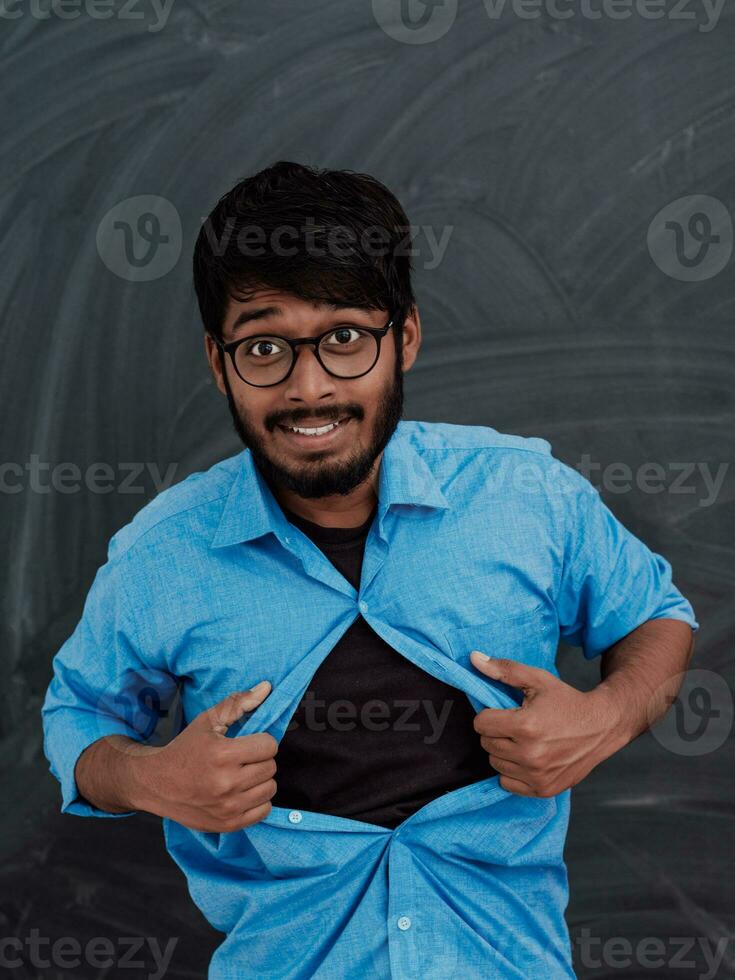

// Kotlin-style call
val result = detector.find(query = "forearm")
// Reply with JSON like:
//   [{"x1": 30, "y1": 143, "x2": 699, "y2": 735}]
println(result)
[
  {"x1": 74, "y1": 735, "x2": 161, "y2": 814},
  {"x1": 590, "y1": 617, "x2": 695, "y2": 754}
]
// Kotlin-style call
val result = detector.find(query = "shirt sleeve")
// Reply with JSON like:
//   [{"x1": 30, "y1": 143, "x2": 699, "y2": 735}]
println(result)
[
  {"x1": 41, "y1": 538, "x2": 180, "y2": 818},
  {"x1": 554, "y1": 463, "x2": 699, "y2": 659}
]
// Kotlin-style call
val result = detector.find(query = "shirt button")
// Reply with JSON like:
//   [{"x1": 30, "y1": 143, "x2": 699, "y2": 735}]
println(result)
[
  {"x1": 288, "y1": 810, "x2": 302, "y2": 824},
  {"x1": 397, "y1": 916, "x2": 412, "y2": 931},
  {"x1": 359, "y1": 600, "x2": 368, "y2": 614}
]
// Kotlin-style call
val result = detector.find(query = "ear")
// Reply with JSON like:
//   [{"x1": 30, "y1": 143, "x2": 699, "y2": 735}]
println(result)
[
  {"x1": 204, "y1": 334, "x2": 228, "y2": 397},
  {"x1": 399, "y1": 304, "x2": 421, "y2": 373}
]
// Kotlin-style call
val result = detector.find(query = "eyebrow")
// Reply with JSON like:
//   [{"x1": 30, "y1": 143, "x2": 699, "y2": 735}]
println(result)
[{"x1": 228, "y1": 302, "x2": 376, "y2": 337}]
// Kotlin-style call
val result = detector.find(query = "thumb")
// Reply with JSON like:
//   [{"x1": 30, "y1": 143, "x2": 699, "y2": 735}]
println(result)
[
  {"x1": 469, "y1": 652, "x2": 551, "y2": 694},
  {"x1": 194, "y1": 680, "x2": 272, "y2": 735}
]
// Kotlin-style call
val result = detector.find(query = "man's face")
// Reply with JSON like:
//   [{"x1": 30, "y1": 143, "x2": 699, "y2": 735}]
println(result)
[{"x1": 205, "y1": 290, "x2": 421, "y2": 500}]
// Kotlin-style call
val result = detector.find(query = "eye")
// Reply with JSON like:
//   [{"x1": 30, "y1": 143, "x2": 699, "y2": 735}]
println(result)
[
  {"x1": 322, "y1": 327, "x2": 363, "y2": 347},
  {"x1": 246, "y1": 338, "x2": 286, "y2": 358}
]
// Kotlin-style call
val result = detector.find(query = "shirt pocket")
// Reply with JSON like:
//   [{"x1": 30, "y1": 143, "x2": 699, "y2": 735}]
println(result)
[{"x1": 443, "y1": 602, "x2": 556, "y2": 680}]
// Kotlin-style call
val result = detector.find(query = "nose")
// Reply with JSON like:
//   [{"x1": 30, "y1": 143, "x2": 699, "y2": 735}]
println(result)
[{"x1": 281, "y1": 342, "x2": 339, "y2": 404}]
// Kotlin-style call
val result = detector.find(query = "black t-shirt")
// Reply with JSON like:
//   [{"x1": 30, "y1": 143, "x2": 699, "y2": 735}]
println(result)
[{"x1": 270, "y1": 501, "x2": 496, "y2": 829}]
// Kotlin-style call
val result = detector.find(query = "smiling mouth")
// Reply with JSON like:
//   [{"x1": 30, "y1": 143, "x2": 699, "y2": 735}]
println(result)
[{"x1": 276, "y1": 416, "x2": 352, "y2": 441}]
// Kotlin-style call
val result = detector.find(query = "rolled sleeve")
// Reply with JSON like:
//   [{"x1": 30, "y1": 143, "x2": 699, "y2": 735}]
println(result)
[
  {"x1": 555, "y1": 465, "x2": 699, "y2": 659},
  {"x1": 41, "y1": 541, "x2": 179, "y2": 818}
]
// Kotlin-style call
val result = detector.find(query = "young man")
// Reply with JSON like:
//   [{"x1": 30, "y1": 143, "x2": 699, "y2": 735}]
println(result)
[{"x1": 42, "y1": 161, "x2": 698, "y2": 979}]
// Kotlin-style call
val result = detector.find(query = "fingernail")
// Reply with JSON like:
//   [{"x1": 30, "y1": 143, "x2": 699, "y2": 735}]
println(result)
[
  {"x1": 250, "y1": 680, "x2": 270, "y2": 695},
  {"x1": 471, "y1": 651, "x2": 489, "y2": 661}
]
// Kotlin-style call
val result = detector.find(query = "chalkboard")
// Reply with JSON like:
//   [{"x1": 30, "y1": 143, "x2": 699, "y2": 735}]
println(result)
[{"x1": 3, "y1": 2, "x2": 733, "y2": 977}]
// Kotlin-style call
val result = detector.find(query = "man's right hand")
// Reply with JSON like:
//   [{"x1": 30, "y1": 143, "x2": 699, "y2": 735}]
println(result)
[{"x1": 137, "y1": 680, "x2": 278, "y2": 833}]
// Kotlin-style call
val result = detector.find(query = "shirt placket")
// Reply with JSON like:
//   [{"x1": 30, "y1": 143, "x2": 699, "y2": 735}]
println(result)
[{"x1": 386, "y1": 829, "x2": 421, "y2": 979}]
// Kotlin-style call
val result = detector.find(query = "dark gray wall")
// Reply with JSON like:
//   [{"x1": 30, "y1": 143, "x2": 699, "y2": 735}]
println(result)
[{"x1": 3, "y1": 1, "x2": 733, "y2": 977}]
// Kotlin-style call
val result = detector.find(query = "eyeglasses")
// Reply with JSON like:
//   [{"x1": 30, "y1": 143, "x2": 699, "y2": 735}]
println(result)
[{"x1": 212, "y1": 313, "x2": 395, "y2": 388}]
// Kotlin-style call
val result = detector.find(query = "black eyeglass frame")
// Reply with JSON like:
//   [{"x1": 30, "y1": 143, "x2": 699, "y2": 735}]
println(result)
[{"x1": 211, "y1": 313, "x2": 396, "y2": 388}]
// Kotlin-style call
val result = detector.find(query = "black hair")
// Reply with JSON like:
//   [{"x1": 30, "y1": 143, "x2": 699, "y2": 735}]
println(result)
[{"x1": 192, "y1": 160, "x2": 416, "y2": 351}]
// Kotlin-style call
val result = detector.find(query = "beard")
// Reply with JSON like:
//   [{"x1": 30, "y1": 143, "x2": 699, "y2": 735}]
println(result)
[{"x1": 220, "y1": 350, "x2": 404, "y2": 500}]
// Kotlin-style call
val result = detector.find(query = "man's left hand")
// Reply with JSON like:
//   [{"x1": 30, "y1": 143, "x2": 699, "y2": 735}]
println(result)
[{"x1": 470, "y1": 651, "x2": 622, "y2": 797}]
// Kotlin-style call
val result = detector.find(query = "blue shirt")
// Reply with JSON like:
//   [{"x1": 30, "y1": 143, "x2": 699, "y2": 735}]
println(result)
[{"x1": 41, "y1": 421, "x2": 699, "y2": 979}]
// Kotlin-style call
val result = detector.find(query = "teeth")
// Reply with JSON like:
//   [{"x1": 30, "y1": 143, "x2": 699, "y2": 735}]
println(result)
[{"x1": 288, "y1": 419, "x2": 342, "y2": 436}]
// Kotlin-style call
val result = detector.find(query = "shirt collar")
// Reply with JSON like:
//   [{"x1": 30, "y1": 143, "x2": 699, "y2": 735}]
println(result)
[{"x1": 210, "y1": 421, "x2": 451, "y2": 549}]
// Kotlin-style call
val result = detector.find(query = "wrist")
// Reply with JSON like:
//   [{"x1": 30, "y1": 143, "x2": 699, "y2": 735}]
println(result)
[
  {"x1": 117, "y1": 739, "x2": 165, "y2": 814},
  {"x1": 587, "y1": 680, "x2": 638, "y2": 757}
]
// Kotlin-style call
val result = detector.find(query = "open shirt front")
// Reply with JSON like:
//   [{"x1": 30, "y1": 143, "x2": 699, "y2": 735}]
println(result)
[{"x1": 41, "y1": 420, "x2": 699, "y2": 979}]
